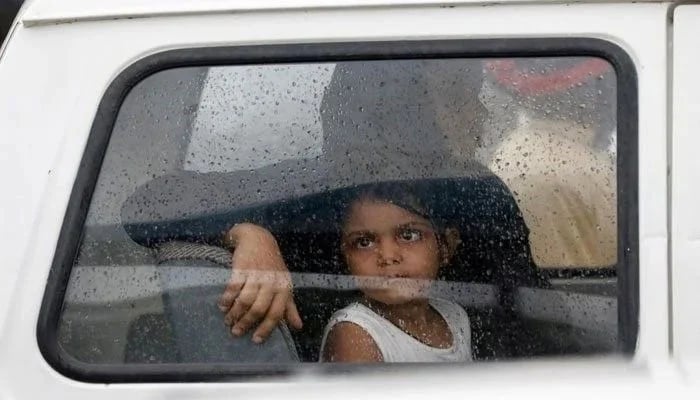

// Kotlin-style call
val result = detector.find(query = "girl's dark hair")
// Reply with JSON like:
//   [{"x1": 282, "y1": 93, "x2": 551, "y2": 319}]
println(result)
[{"x1": 338, "y1": 181, "x2": 434, "y2": 228}]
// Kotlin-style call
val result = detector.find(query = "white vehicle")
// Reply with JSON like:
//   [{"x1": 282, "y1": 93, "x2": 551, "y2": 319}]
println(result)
[{"x1": 0, "y1": 0, "x2": 698, "y2": 398}]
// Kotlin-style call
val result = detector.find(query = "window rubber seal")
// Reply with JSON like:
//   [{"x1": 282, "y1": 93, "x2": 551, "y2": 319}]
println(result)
[{"x1": 36, "y1": 37, "x2": 639, "y2": 383}]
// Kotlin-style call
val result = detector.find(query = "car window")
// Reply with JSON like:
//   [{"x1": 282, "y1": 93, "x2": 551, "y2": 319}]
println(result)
[{"x1": 43, "y1": 41, "x2": 635, "y2": 380}]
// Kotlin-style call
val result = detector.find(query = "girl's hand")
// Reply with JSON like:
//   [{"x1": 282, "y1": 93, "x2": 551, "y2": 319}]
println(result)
[{"x1": 218, "y1": 223, "x2": 303, "y2": 343}]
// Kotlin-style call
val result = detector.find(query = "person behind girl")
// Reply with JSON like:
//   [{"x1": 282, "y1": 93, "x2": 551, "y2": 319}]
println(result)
[{"x1": 320, "y1": 183, "x2": 472, "y2": 363}]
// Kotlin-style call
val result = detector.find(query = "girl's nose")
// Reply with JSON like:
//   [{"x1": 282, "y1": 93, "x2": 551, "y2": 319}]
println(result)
[{"x1": 377, "y1": 239, "x2": 402, "y2": 266}]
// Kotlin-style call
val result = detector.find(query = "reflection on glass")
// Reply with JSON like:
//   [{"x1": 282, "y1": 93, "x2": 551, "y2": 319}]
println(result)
[{"x1": 58, "y1": 56, "x2": 619, "y2": 367}]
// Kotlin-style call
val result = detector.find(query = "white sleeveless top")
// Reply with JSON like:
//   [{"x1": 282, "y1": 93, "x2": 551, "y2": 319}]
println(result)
[{"x1": 320, "y1": 298, "x2": 473, "y2": 362}]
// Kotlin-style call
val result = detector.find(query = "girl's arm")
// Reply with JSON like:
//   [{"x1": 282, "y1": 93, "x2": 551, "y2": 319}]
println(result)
[
  {"x1": 218, "y1": 223, "x2": 303, "y2": 343},
  {"x1": 322, "y1": 322, "x2": 383, "y2": 362}
]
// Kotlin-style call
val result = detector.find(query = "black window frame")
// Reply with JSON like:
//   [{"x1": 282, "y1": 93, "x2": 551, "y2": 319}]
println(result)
[{"x1": 37, "y1": 38, "x2": 639, "y2": 383}]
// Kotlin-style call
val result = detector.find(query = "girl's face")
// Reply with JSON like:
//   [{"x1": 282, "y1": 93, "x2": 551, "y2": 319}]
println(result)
[{"x1": 341, "y1": 198, "x2": 442, "y2": 305}]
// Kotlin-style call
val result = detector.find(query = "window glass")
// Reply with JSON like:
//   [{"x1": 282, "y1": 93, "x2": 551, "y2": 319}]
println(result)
[{"x1": 58, "y1": 55, "x2": 621, "y2": 367}]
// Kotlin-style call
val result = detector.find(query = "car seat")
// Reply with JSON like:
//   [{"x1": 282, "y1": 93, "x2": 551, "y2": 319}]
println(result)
[{"x1": 124, "y1": 241, "x2": 299, "y2": 363}]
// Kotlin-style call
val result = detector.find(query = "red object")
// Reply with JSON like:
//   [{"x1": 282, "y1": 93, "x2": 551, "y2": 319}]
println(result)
[{"x1": 485, "y1": 58, "x2": 611, "y2": 96}]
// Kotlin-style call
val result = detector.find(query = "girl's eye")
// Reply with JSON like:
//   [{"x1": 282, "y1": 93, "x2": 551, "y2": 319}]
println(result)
[
  {"x1": 398, "y1": 229, "x2": 423, "y2": 243},
  {"x1": 353, "y1": 236, "x2": 375, "y2": 249}
]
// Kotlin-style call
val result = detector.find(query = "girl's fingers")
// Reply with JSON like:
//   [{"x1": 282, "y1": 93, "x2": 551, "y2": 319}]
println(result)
[
  {"x1": 251, "y1": 293, "x2": 287, "y2": 344},
  {"x1": 218, "y1": 269, "x2": 246, "y2": 312},
  {"x1": 225, "y1": 281, "x2": 259, "y2": 333},
  {"x1": 285, "y1": 297, "x2": 303, "y2": 330},
  {"x1": 232, "y1": 284, "x2": 275, "y2": 337}
]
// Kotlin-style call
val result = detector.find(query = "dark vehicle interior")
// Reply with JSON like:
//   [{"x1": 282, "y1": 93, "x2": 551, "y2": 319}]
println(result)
[{"x1": 120, "y1": 169, "x2": 612, "y2": 363}]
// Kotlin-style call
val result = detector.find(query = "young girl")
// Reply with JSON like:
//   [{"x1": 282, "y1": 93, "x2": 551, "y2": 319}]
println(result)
[{"x1": 320, "y1": 183, "x2": 473, "y2": 363}]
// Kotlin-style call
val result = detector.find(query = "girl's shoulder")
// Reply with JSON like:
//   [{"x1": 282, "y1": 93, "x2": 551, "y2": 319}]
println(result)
[
  {"x1": 321, "y1": 302, "x2": 388, "y2": 362},
  {"x1": 322, "y1": 318, "x2": 383, "y2": 362},
  {"x1": 324, "y1": 302, "x2": 400, "y2": 345}
]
